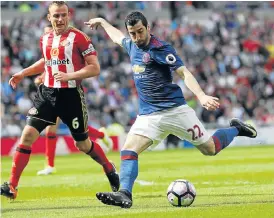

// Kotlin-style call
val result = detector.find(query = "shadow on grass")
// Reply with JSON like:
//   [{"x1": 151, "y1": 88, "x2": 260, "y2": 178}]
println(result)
[
  {"x1": 2, "y1": 205, "x2": 106, "y2": 213},
  {"x1": 139, "y1": 193, "x2": 274, "y2": 198},
  {"x1": 3, "y1": 200, "x2": 274, "y2": 213},
  {"x1": 193, "y1": 200, "x2": 274, "y2": 207}
]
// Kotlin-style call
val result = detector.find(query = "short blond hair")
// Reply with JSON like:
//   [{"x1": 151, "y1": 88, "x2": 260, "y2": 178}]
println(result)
[{"x1": 48, "y1": 1, "x2": 69, "y2": 13}]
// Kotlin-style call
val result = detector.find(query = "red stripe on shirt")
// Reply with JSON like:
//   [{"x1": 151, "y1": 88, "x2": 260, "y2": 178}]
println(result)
[{"x1": 59, "y1": 34, "x2": 69, "y2": 88}]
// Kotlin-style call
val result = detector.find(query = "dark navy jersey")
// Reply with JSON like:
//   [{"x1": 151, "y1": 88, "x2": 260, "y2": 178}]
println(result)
[{"x1": 122, "y1": 35, "x2": 186, "y2": 115}]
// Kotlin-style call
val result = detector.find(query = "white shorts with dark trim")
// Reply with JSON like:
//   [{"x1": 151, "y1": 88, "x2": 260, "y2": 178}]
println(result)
[{"x1": 129, "y1": 105, "x2": 210, "y2": 147}]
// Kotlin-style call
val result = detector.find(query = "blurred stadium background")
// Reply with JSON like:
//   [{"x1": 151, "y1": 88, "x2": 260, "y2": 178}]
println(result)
[
  {"x1": 1, "y1": 2, "x2": 274, "y2": 218},
  {"x1": 1, "y1": 1, "x2": 274, "y2": 154}
]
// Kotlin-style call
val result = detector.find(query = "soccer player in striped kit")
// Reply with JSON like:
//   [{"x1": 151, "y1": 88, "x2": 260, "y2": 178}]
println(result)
[
  {"x1": 35, "y1": 25, "x2": 113, "y2": 176},
  {"x1": 1, "y1": 1, "x2": 119, "y2": 200}
]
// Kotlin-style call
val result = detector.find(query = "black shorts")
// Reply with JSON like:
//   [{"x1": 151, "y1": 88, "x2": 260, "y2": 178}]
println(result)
[{"x1": 28, "y1": 84, "x2": 88, "y2": 138}]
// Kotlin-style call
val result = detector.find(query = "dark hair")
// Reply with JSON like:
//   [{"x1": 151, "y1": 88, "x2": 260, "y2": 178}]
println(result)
[
  {"x1": 124, "y1": 11, "x2": 148, "y2": 30},
  {"x1": 48, "y1": 1, "x2": 69, "y2": 13}
]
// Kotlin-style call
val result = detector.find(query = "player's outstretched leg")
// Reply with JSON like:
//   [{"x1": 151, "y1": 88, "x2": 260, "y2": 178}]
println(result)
[
  {"x1": 229, "y1": 118, "x2": 257, "y2": 138},
  {"x1": 197, "y1": 118, "x2": 257, "y2": 156},
  {"x1": 96, "y1": 190, "x2": 132, "y2": 208},
  {"x1": 210, "y1": 118, "x2": 257, "y2": 155}
]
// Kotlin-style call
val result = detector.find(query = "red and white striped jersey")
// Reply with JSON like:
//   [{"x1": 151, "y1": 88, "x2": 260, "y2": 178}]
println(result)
[{"x1": 40, "y1": 27, "x2": 97, "y2": 88}]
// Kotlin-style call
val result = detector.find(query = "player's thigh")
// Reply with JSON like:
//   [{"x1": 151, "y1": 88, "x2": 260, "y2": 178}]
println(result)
[
  {"x1": 129, "y1": 114, "x2": 168, "y2": 149},
  {"x1": 57, "y1": 87, "x2": 88, "y2": 141},
  {"x1": 27, "y1": 84, "x2": 57, "y2": 133},
  {"x1": 45, "y1": 117, "x2": 60, "y2": 134},
  {"x1": 123, "y1": 133, "x2": 153, "y2": 154},
  {"x1": 162, "y1": 105, "x2": 210, "y2": 146},
  {"x1": 19, "y1": 125, "x2": 40, "y2": 146}
]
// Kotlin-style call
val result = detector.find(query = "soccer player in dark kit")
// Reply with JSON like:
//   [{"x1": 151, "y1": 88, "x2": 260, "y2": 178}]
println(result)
[{"x1": 85, "y1": 11, "x2": 257, "y2": 208}]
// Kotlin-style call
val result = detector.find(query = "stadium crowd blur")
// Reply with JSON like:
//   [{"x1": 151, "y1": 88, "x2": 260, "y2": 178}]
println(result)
[{"x1": 1, "y1": 1, "x2": 274, "y2": 137}]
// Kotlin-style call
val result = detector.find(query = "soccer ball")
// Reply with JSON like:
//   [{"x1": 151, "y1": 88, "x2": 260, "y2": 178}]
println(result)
[{"x1": 166, "y1": 179, "x2": 196, "y2": 207}]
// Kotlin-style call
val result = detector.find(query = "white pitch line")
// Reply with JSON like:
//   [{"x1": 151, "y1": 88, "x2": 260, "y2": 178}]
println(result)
[{"x1": 136, "y1": 180, "x2": 154, "y2": 186}]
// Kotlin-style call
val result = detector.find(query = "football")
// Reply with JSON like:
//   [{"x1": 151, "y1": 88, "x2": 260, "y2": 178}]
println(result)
[{"x1": 166, "y1": 179, "x2": 196, "y2": 207}]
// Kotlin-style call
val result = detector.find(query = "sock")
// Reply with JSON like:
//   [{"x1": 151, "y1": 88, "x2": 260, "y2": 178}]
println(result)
[
  {"x1": 88, "y1": 126, "x2": 104, "y2": 139},
  {"x1": 212, "y1": 127, "x2": 239, "y2": 155},
  {"x1": 120, "y1": 150, "x2": 138, "y2": 194},
  {"x1": 9, "y1": 144, "x2": 32, "y2": 188},
  {"x1": 45, "y1": 132, "x2": 57, "y2": 167},
  {"x1": 86, "y1": 141, "x2": 113, "y2": 173}
]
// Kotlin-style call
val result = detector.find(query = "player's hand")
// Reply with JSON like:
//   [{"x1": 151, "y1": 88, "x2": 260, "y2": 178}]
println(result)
[
  {"x1": 198, "y1": 94, "x2": 220, "y2": 111},
  {"x1": 9, "y1": 71, "x2": 24, "y2": 89},
  {"x1": 34, "y1": 75, "x2": 43, "y2": 86},
  {"x1": 53, "y1": 71, "x2": 71, "y2": 82},
  {"x1": 84, "y1": 18, "x2": 103, "y2": 30}
]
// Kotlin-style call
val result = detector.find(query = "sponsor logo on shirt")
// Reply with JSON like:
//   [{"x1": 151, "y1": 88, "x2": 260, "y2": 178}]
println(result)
[
  {"x1": 45, "y1": 58, "x2": 70, "y2": 66},
  {"x1": 132, "y1": 65, "x2": 146, "y2": 74}
]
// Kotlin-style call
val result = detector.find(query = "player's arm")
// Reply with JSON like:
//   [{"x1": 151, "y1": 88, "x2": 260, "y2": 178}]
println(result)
[
  {"x1": 34, "y1": 72, "x2": 45, "y2": 86},
  {"x1": 53, "y1": 55, "x2": 100, "y2": 82},
  {"x1": 175, "y1": 66, "x2": 220, "y2": 111},
  {"x1": 175, "y1": 66, "x2": 206, "y2": 100},
  {"x1": 20, "y1": 58, "x2": 45, "y2": 77},
  {"x1": 84, "y1": 18, "x2": 125, "y2": 46},
  {"x1": 66, "y1": 55, "x2": 100, "y2": 80},
  {"x1": 9, "y1": 58, "x2": 45, "y2": 89}
]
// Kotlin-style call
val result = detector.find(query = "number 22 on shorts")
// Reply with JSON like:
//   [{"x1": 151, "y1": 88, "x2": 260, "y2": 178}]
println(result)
[{"x1": 187, "y1": 124, "x2": 203, "y2": 140}]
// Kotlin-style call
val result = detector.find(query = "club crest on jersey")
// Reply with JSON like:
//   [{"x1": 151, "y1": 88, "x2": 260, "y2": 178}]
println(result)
[
  {"x1": 50, "y1": 48, "x2": 59, "y2": 57},
  {"x1": 132, "y1": 65, "x2": 145, "y2": 74},
  {"x1": 28, "y1": 107, "x2": 38, "y2": 115},
  {"x1": 60, "y1": 39, "x2": 70, "y2": 47},
  {"x1": 142, "y1": 52, "x2": 151, "y2": 63},
  {"x1": 166, "y1": 54, "x2": 176, "y2": 64}
]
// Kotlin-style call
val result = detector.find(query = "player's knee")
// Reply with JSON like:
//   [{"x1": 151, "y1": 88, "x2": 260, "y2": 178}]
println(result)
[
  {"x1": 201, "y1": 148, "x2": 216, "y2": 156},
  {"x1": 20, "y1": 126, "x2": 40, "y2": 146},
  {"x1": 197, "y1": 140, "x2": 216, "y2": 156},
  {"x1": 75, "y1": 139, "x2": 91, "y2": 153}
]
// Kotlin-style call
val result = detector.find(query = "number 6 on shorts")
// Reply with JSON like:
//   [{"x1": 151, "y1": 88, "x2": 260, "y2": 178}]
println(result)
[{"x1": 72, "y1": 117, "x2": 79, "y2": 129}]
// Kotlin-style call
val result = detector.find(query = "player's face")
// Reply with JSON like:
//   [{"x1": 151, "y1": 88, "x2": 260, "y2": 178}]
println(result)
[
  {"x1": 47, "y1": 4, "x2": 70, "y2": 35},
  {"x1": 127, "y1": 20, "x2": 150, "y2": 48}
]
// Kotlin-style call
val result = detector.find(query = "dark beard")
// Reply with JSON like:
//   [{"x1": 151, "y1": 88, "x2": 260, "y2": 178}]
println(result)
[{"x1": 136, "y1": 36, "x2": 149, "y2": 48}]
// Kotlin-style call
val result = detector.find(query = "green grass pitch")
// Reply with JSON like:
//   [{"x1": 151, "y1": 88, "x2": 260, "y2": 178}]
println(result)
[{"x1": 1, "y1": 146, "x2": 274, "y2": 218}]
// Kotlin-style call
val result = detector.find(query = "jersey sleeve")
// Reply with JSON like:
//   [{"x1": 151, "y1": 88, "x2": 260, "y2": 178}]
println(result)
[
  {"x1": 153, "y1": 45, "x2": 184, "y2": 71},
  {"x1": 76, "y1": 32, "x2": 97, "y2": 57},
  {"x1": 121, "y1": 37, "x2": 132, "y2": 55}
]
